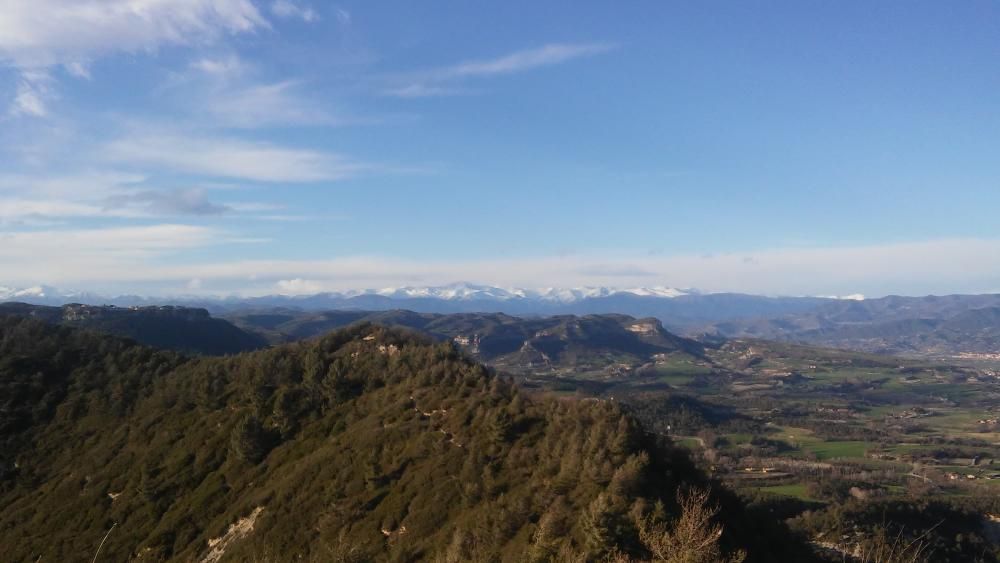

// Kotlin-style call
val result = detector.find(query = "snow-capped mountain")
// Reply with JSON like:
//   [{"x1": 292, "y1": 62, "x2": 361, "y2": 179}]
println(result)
[
  {"x1": 526, "y1": 286, "x2": 693, "y2": 302},
  {"x1": 328, "y1": 283, "x2": 695, "y2": 302},
  {"x1": 0, "y1": 285, "x2": 58, "y2": 301},
  {"x1": 367, "y1": 283, "x2": 527, "y2": 301},
  {"x1": 0, "y1": 282, "x2": 841, "y2": 326},
  {"x1": 824, "y1": 294, "x2": 866, "y2": 301},
  {"x1": 0, "y1": 286, "x2": 44, "y2": 299},
  {"x1": 0, "y1": 282, "x2": 696, "y2": 304}
]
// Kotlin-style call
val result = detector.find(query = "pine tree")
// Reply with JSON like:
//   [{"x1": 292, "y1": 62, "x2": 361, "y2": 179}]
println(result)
[
  {"x1": 137, "y1": 463, "x2": 160, "y2": 504},
  {"x1": 302, "y1": 347, "x2": 327, "y2": 404},
  {"x1": 230, "y1": 414, "x2": 271, "y2": 463},
  {"x1": 580, "y1": 493, "x2": 621, "y2": 560},
  {"x1": 364, "y1": 448, "x2": 383, "y2": 491},
  {"x1": 197, "y1": 366, "x2": 227, "y2": 411},
  {"x1": 489, "y1": 409, "x2": 513, "y2": 444},
  {"x1": 530, "y1": 499, "x2": 570, "y2": 562},
  {"x1": 273, "y1": 387, "x2": 306, "y2": 437},
  {"x1": 609, "y1": 453, "x2": 648, "y2": 498}
]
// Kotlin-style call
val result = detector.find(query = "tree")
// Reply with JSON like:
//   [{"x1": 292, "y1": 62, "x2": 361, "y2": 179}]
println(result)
[
  {"x1": 580, "y1": 493, "x2": 623, "y2": 560},
  {"x1": 610, "y1": 416, "x2": 638, "y2": 459},
  {"x1": 489, "y1": 409, "x2": 513, "y2": 444},
  {"x1": 273, "y1": 387, "x2": 307, "y2": 437},
  {"x1": 609, "y1": 453, "x2": 648, "y2": 498},
  {"x1": 137, "y1": 463, "x2": 161, "y2": 504},
  {"x1": 230, "y1": 414, "x2": 271, "y2": 463},
  {"x1": 530, "y1": 499, "x2": 570, "y2": 562},
  {"x1": 364, "y1": 448, "x2": 383, "y2": 491},
  {"x1": 303, "y1": 348, "x2": 327, "y2": 386},
  {"x1": 197, "y1": 366, "x2": 227, "y2": 411}
]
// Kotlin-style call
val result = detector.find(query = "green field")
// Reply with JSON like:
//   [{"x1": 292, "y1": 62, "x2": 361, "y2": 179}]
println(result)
[
  {"x1": 802, "y1": 440, "x2": 869, "y2": 460},
  {"x1": 675, "y1": 437, "x2": 703, "y2": 449},
  {"x1": 723, "y1": 432, "x2": 754, "y2": 445},
  {"x1": 655, "y1": 373, "x2": 697, "y2": 386},
  {"x1": 755, "y1": 483, "x2": 820, "y2": 501}
]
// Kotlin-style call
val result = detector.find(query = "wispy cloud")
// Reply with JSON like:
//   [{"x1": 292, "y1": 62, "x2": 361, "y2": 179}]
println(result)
[
  {"x1": 0, "y1": 171, "x2": 144, "y2": 198},
  {"x1": 6, "y1": 238, "x2": 1000, "y2": 298},
  {"x1": 383, "y1": 42, "x2": 616, "y2": 98},
  {"x1": 0, "y1": 191, "x2": 230, "y2": 223},
  {"x1": 0, "y1": 223, "x2": 265, "y2": 287},
  {"x1": 334, "y1": 8, "x2": 351, "y2": 26},
  {"x1": 102, "y1": 188, "x2": 230, "y2": 216},
  {"x1": 204, "y1": 80, "x2": 340, "y2": 128},
  {"x1": 10, "y1": 69, "x2": 54, "y2": 117},
  {"x1": 104, "y1": 132, "x2": 367, "y2": 182},
  {"x1": 270, "y1": 0, "x2": 318, "y2": 23},
  {"x1": 0, "y1": 0, "x2": 268, "y2": 119},
  {"x1": 175, "y1": 55, "x2": 347, "y2": 128},
  {"x1": 0, "y1": 198, "x2": 109, "y2": 221},
  {"x1": 0, "y1": 171, "x2": 285, "y2": 222},
  {"x1": 382, "y1": 84, "x2": 468, "y2": 99},
  {"x1": 441, "y1": 43, "x2": 616, "y2": 78},
  {"x1": 189, "y1": 55, "x2": 249, "y2": 77},
  {"x1": 0, "y1": 0, "x2": 266, "y2": 68},
  {"x1": 64, "y1": 61, "x2": 90, "y2": 79},
  {"x1": 0, "y1": 224, "x2": 217, "y2": 266}
]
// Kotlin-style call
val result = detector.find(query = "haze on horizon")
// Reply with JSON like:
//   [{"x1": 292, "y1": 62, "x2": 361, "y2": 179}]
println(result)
[{"x1": 1, "y1": 1, "x2": 999, "y2": 298}]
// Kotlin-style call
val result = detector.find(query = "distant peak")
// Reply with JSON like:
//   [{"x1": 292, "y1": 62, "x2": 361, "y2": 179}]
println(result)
[
  {"x1": 819, "y1": 293, "x2": 866, "y2": 301},
  {"x1": 323, "y1": 284, "x2": 697, "y2": 302},
  {"x1": 0, "y1": 283, "x2": 702, "y2": 304},
  {"x1": 0, "y1": 285, "x2": 54, "y2": 299}
]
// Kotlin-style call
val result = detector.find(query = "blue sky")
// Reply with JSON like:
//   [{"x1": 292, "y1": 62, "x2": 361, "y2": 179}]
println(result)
[{"x1": 1, "y1": 1, "x2": 1000, "y2": 297}]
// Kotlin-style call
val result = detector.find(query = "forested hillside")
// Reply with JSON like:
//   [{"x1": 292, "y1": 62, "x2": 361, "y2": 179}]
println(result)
[
  {"x1": 0, "y1": 316, "x2": 811, "y2": 562},
  {"x1": 0, "y1": 303, "x2": 267, "y2": 356}
]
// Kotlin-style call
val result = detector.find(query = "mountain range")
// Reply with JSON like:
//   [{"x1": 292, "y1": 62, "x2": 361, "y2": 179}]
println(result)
[
  {"x1": 226, "y1": 309, "x2": 708, "y2": 376},
  {"x1": 0, "y1": 283, "x2": 831, "y2": 325},
  {"x1": 0, "y1": 302, "x2": 709, "y2": 375},
  {"x1": 0, "y1": 283, "x2": 696, "y2": 304},
  {"x1": 9, "y1": 283, "x2": 1000, "y2": 359}
]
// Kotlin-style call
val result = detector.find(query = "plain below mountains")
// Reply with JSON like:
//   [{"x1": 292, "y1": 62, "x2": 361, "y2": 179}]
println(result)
[{"x1": 701, "y1": 294, "x2": 1000, "y2": 358}]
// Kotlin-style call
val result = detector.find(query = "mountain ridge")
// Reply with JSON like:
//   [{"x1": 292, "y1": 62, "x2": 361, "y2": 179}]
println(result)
[
  {"x1": 0, "y1": 282, "x2": 700, "y2": 304},
  {"x1": 0, "y1": 283, "x2": 831, "y2": 325},
  {"x1": 0, "y1": 302, "x2": 267, "y2": 356},
  {"x1": 225, "y1": 309, "x2": 709, "y2": 377}
]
